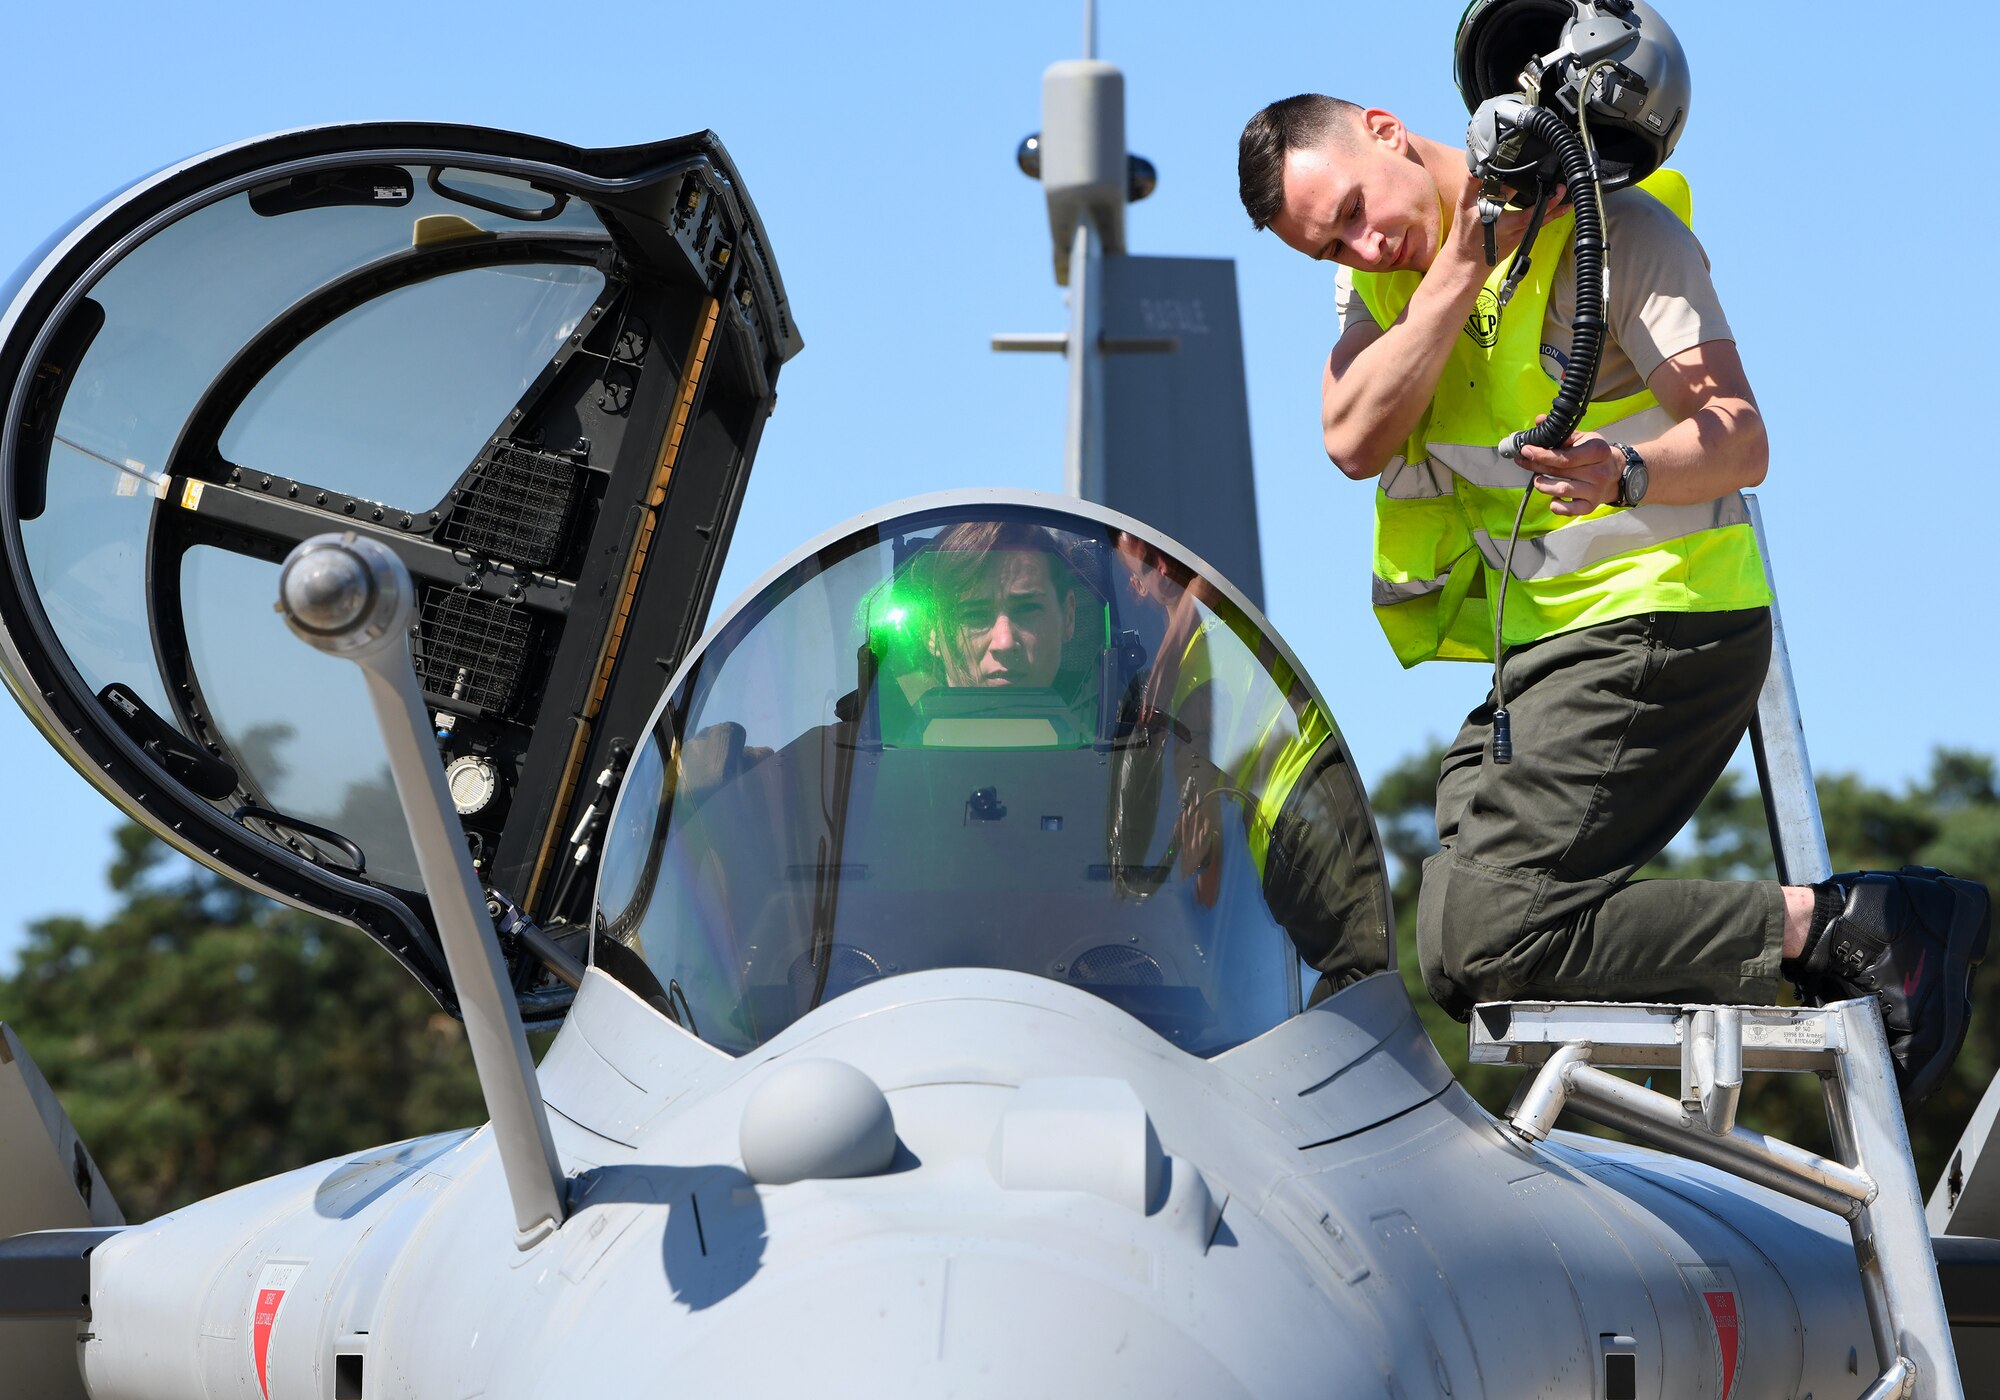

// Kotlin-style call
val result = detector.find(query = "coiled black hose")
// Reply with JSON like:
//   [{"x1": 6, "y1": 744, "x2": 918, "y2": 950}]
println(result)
[
  {"x1": 1488, "y1": 102, "x2": 1611, "y2": 762},
  {"x1": 1501, "y1": 106, "x2": 1607, "y2": 458}
]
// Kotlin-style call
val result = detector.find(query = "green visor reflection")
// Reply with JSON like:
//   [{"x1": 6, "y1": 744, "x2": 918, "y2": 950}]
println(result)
[{"x1": 860, "y1": 521, "x2": 1111, "y2": 750}]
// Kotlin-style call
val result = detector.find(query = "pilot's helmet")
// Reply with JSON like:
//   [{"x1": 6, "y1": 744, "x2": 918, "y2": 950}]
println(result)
[{"x1": 861, "y1": 518, "x2": 1111, "y2": 749}]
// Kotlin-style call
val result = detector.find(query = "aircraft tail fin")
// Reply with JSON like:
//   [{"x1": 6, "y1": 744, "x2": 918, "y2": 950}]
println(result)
[
  {"x1": 1094, "y1": 254, "x2": 1264, "y2": 611},
  {"x1": 0, "y1": 1023, "x2": 123, "y2": 1399},
  {"x1": 1930, "y1": 1079, "x2": 2000, "y2": 1238}
]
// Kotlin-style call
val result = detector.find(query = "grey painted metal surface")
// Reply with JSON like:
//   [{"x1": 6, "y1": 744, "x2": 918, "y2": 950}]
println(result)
[
  {"x1": 1099, "y1": 253, "x2": 1264, "y2": 608},
  {"x1": 276, "y1": 534, "x2": 566, "y2": 1247},
  {"x1": 72, "y1": 966, "x2": 1883, "y2": 1399},
  {"x1": 0, "y1": 1228, "x2": 120, "y2": 1318},
  {"x1": 1063, "y1": 219, "x2": 1104, "y2": 499},
  {"x1": 1481, "y1": 996, "x2": 1961, "y2": 1396},
  {"x1": 1931, "y1": 1071, "x2": 2000, "y2": 1238},
  {"x1": 0, "y1": 1025, "x2": 122, "y2": 1399},
  {"x1": 1038, "y1": 60, "x2": 1126, "y2": 282},
  {"x1": 0, "y1": 1026, "x2": 123, "y2": 1237}
]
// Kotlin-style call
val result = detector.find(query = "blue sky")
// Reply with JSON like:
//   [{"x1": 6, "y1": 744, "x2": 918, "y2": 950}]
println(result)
[{"x1": 2, "y1": 0, "x2": 1995, "y2": 965}]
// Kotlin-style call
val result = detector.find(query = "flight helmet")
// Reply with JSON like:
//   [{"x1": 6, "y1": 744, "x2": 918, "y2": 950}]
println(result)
[{"x1": 1454, "y1": 0, "x2": 1691, "y2": 191}]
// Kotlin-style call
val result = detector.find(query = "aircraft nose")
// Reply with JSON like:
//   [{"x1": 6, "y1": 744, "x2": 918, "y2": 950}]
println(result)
[{"x1": 554, "y1": 1248, "x2": 1274, "y2": 1398}]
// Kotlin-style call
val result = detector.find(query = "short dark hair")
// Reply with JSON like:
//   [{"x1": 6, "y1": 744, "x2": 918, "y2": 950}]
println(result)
[
  {"x1": 1238, "y1": 95, "x2": 1363, "y2": 231},
  {"x1": 925, "y1": 520, "x2": 1077, "y2": 629}
]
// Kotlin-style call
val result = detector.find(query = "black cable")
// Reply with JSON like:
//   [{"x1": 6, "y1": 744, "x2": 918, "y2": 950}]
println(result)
[
  {"x1": 1494, "y1": 188, "x2": 1553, "y2": 312},
  {"x1": 1499, "y1": 107, "x2": 1608, "y2": 459},
  {"x1": 1488, "y1": 484, "x2": 1536, "y2": 765},
  {"x1": 1486, "y1": 108, "x2": 1612, "y2": 763}
]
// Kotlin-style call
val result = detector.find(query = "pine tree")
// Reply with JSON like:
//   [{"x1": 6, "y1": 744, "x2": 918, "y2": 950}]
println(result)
[{"x1": 0, "y1": 825, "x2": 486, "y2": 1221}]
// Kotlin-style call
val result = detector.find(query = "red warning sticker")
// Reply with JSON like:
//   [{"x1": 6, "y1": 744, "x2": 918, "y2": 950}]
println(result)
[
  {"x1": 251, "y1": 1261, "x2": 306, "y2": 1398},
  {"x1": 1702, "y1": 1289, "x2": 1741, "y2": 1399}
]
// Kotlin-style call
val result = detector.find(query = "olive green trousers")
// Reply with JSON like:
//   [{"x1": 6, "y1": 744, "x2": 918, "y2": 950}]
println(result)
[{"x1": 1416, "y1": 607, "x2": 1787, "y2": 1020}]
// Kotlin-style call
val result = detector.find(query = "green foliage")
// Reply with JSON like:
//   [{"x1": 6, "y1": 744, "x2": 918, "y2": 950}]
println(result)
[
  {"x1": 1376, "y1": 746, "x2": 2000, "y2": 1187},
  {"x1": 0, "y1": 825, "x2": 486, "y2": 1222}
]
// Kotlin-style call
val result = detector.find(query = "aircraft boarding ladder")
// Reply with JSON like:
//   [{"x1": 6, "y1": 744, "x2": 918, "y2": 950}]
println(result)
[{"x1": 1467, "y1": 496, "x2": 1959, "y2": 1400}]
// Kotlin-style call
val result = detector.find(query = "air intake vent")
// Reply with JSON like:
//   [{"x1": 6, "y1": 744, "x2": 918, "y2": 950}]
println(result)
[
  {"x1": 438, "y1": 442, "x2": 580, "y2": 569},
  {"x1": 415, "y1": 586, "x2": 535, "y2": 715},
  {"x1": 1069, "y1": 944, "x2": 1164, "y2": 987}
]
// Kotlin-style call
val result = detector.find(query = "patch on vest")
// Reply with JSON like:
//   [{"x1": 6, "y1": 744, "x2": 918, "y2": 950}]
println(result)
[
  {"x1": 1540, "y1": 342, "x2": 1569, "y2": 381},
  {"x1": 1464, "y1": 287, "x2": 1500, "y2": 348}
]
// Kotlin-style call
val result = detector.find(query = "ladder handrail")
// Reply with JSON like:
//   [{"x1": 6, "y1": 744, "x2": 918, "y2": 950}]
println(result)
[
  {"x1": 1477, "y1": 996, "x2": 1959, "y2": 1399},
  {"x1": 1744, "y1": 492, "x2": 1834, "y2": 886}
]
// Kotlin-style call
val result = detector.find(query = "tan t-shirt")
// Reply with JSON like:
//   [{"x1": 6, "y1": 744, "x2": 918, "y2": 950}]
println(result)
[{"x1": 1332, "y1": 186, "x2": 1733, "y2": 402}]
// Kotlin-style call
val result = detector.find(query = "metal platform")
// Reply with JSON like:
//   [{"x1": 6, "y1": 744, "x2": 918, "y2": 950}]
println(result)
[{"x1": 1476, "y1": 997, "x2": 1955, "y2": 1399}]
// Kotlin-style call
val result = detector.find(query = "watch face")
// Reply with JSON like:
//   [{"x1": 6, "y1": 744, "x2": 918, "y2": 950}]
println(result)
[{"x1": 1616, "y1": 446, "x2": 1647, "y2": 507}]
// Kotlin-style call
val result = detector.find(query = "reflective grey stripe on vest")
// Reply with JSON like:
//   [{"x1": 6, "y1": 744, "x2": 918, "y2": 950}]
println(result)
[
  {"x1": 1372, "y1": 574, "x2": 1447, "y2": 607},
  {"x1": 1425, "y1": 404, "x2": 1679, "y2": 490},
  {"x1": 1472, "y1": 492, "x2": 1752, "y2": 582},
  {"x1": 1378, "y1": 456, "x2": 1450, "y2": 500}
]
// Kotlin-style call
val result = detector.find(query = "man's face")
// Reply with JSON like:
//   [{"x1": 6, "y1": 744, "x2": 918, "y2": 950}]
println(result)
[
  {"x1": 934, "y1": 550, "x2": 1075, "y2": 689},
  {"x1": 1269, "y1": 110, "x2": 1441, "y2": 274}
]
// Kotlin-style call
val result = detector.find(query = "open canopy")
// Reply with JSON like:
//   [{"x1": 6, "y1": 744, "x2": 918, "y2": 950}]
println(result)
[
  {"x1": 594, "y1": 492, "x2": 1392, "y2": 1055},
  {"x1": 0, "y1": 124, "x2": 800, "y2": 1022}
]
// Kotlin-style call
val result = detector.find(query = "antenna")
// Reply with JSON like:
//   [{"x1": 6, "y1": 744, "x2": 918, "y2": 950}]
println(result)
[{"x1": 992, "y1": 5, "x2": 1265, "y2": 604}]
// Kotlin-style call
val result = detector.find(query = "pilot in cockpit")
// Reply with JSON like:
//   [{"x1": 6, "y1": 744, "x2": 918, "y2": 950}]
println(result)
[
  {"x1": 603, "y1": 503, "x2": 1391, "y2": 1056},
  {"x1": 869, "y1": 520, "x2": 1106, "y2": 750}
]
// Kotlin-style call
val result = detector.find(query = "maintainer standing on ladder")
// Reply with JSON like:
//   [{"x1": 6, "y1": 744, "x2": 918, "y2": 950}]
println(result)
[{"x1": 1234, "y1": 0, "x2": 1988, "y2": 1105}]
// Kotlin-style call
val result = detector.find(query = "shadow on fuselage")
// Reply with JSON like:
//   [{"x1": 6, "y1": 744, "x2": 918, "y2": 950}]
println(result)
[{"x1": 568, "y1": 1162, "x2": 767, "y2": 1311}]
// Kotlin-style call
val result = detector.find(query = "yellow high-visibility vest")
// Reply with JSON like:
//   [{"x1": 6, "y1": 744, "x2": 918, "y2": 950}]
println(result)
[
  {"x1": 1167, "y1": 612, "x2": 1331, "y2": 877},
  {"x1": 1349, "y1": 171, "x2": 1771, "y2": 667}
]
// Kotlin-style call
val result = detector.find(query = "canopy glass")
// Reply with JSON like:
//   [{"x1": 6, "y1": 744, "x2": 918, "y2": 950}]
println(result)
[{"x1": 595, "y1": 497, "x2": 1391, "y2": 1055}]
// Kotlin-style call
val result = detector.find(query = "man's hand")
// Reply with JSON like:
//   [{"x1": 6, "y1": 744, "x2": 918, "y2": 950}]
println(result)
[
  {"x1": 1432, "y1": 174, "x2": 1523, "y2": 289},
  {"x1": 1516, "y1": 429, "x2": 1622, "y2": 516},
  {"x1": 1434, "y1": 173, "x2": 1562, "y2": 288}
]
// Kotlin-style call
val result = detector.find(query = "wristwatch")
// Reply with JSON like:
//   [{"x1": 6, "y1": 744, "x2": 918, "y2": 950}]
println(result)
[{"x1": 1609, "y1": 441, "x2": 1648, "y2": 508}]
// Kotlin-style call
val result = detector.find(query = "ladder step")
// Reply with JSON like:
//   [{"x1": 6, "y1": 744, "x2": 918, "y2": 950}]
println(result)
[{"x1": 1471, "y1": 999, "x2": 1846, "y2": 1071}]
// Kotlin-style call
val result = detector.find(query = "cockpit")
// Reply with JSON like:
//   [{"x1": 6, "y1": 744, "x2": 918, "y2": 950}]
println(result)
[{"x1": 593, "y1": 495, "x2": 1392, "y2": 1055}]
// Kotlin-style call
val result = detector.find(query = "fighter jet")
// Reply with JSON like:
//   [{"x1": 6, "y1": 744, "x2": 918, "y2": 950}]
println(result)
[{"x1": 0, "y1": 49, "x2": 1997, "y2": 1400}]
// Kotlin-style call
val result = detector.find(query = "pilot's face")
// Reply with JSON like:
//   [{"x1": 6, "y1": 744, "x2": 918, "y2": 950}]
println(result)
[{"x1": 934, "y1": 550, "x2": 1075, "y2": 688}]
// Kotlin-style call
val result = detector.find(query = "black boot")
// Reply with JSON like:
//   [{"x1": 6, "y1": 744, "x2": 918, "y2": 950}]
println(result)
[{"x1": 1800, "y1": 866, "x2": 1991, "y2": 1108}]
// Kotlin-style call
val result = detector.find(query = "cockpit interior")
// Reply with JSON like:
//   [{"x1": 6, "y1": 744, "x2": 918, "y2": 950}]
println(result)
[{"x1": 594, "y1": 498, "x2": 1391, "y2": 1055}]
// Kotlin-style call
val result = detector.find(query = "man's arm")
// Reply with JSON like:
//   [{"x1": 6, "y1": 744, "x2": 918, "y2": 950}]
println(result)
[
  {"x1": 1320, "y1": 175, "x2": 1536, "y2": 480},
  {"x1": 1511, "y1": 338, "x2": 1768, "y2": 516}
]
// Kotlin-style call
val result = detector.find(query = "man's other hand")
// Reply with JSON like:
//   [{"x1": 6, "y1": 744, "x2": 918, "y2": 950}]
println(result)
[{"x1": 1517, "y1": 429, "x2": 1622, "y2": 516}]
